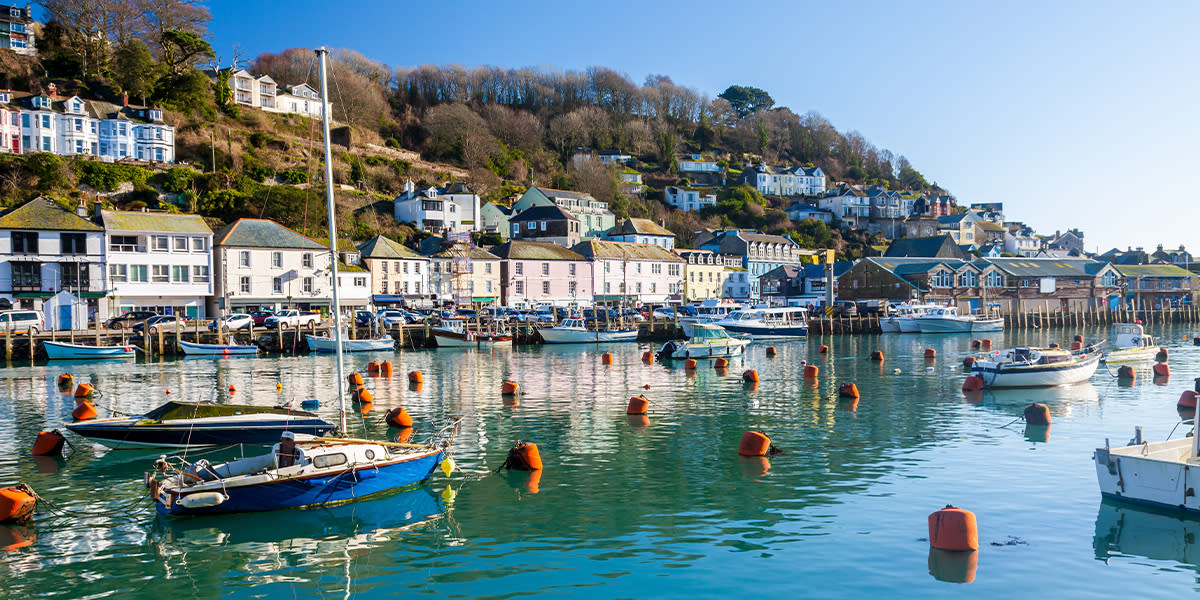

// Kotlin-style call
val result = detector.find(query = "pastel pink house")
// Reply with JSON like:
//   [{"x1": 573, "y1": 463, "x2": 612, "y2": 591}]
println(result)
[{"x1": 492, "y1": 240, "x2": 593, "y2": 307}]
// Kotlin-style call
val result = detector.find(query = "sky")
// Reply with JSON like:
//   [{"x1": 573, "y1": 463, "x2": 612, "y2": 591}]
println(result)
[{"x1": 194, "y1": 0, "x2": 1198, "y2": 252}]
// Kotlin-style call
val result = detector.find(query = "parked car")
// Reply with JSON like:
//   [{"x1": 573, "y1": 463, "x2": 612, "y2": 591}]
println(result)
[
  {"x1": 0, "y1": 309, "x2": 43, "y2": 334},
  {"x1": 209, "y1": 313, "x2": 252, "y2": 332},
  {"x1": 249, "y1": 310, "x2": 274, "y2": 326},
  {"x1": 133, "y1": 314, "x2": 184, "y2": 334},
  {"x1": 264, "y1": 310, "x2": 322, "y2": 330},
  {"x1": 104, "y1": 310, "x2": 157, "y2": 330},
  {"x1": 832, "y1": 301, "x2": 858, "y2": 317},
  {"x1": 355, "y1": 310, "x2": 377, "y2": 327},
  {"x1": 854, "y1": 300, "x2": 889, "y2": 316},
  {"x1": 376, "y1": 310, "x2": 409, "y2": 327},
  {"x1": 618, "y1": 308, "x2": 647, "y2": 322}
]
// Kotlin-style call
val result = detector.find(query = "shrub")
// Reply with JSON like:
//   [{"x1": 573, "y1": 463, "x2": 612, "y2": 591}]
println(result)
[
  {"x1": 277, "y1": 168, "x2": 308, "y2": 184},
  {"x1": 76, "y1": 161, "x2": 151, "y2": 192}
]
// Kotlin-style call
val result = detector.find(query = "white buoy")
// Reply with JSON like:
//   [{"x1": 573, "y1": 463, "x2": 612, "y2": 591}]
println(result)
[
  {"x1": 925, "y1": 366, "x2": 935, "y2": 372},
  {"x1": 893, "y1": 368, "x2": 902, "y2": 375}
]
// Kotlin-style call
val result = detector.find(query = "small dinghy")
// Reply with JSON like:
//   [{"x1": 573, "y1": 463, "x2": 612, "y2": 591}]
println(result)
[
  {"x1": 177, "y1": 340, "x2": 259, "y2": 356},
  {"x1": 44, "y1": 340, "x2": 136, "y2": 360},
  {"x1": 66, "y1": 401, "x2": 335, "y2": 448}
]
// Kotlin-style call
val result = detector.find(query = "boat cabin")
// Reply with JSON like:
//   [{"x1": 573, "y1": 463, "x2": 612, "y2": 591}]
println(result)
[
  {"x1": 1113, "y1": 323, "x2": 1153, "y2": 350},
  {"x1": 1010, "y1": 347, "x2": 1072, "y2": 365}
]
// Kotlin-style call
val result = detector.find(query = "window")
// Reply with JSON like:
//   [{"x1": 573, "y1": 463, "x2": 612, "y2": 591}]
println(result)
[
  {"x1": 542, "y1": 263, "x2": 549, "y2": 276},
  {"x1": 569, "y1": 263, "x2": 575, "y2": 276},
  {"x1": 302, "y1": 253, "x2": 313, "y2": 268},
  {"x1": 19, "y1": 114, "x2": 27, "y2": 128},
  {"x1": 486, "y1": 280, "x2": 493, "y2": 292},
  {"x1": 312, "y1": 453, "x2": 347, "y2": 469},
  {"x1": 636, "y1": 282, "x2": 642, "y2": 293},
  {"x1": 11, "y1": 262, "x2": 38, "y2": 287},
  {"x1": 515, "y1": 281, "x2": 523, "y2": 294},
  {"x1": 271, "y1": 252, "x2": 282, "y2": 267},
  {"x1": 930, "y1": 270, "x2": 953, "y2": 288},
  {"x1": 414, "y1": 282, "x2": 421, "y2": 293},
  {"x1": 61, "y1": 263, "x2": 88, "y2": 288},
  {"x1": 192, "y1": 237, "x2": 206, "y2": 252},
  {"x1": 403, "y1": 282, "x2": 409, "y2": 294},
  {"x1": 604, "y1": 262, "x2": 611, "y2": 273},
  {"x1": 568, "y1": 281, "x2": 576, "y2": 295},
  {"x1": 111, "y1": 235, "x2": 139, "y2": 252},
  {"x1": 432, "y1": 262, "x2": 439, "y2": 273},
  {"x1": 542, "y1": 281, "x2": 550, "y2": 295},
  {"x1": 512, "y1": 224, "x2": 520, "y2": 236},
  {"x1": 414, "y1": 263, "x2": 420, "y2": 274},
  {"x1": 515, "y1": 263, "x2": 523, "y2": 276},
  {"x1": 109, "y1": 264, "x2": 128, "y2": 282},
  {"x1": 302, "y1": 277, "x2": 313, "y2": 293},
  {"x1": 1102, "y1": 271, "x2": 1119, "y2": 287},
  {"x1": 152, "y1": 265, "x2": 170, "y2": 282},
  {"x1": 173, "y1": 237, "x2": 187, "y2": 251},
  {"x1": 354, "y1": 277, "x2": 366, "y2": 287},
  {"x1": 240, "y1": 276, "x2": 250, "y2": 293},
  {"x1": 151, "y1": 236, "x2": 169, "y2": 251},
  {"x1": 985, "y1": 271, "x2": 1003, "y2": 288},
  {"x1": 59, "y1": 233, "x2": 86, "y2": 255},
  {"x1": 485, "y1": 263, "x2": 492, "y2": 274},
  {"x1": 527, "y1": 222, "x2": 536, "y2": 230},
  {"x1": 394, "y1": 282, "x2": 402, "y2": 294},
  {"x1": 272, "y1": 277, "x2": 282, "y2": 293},
  {"x1": 381, "y1": 261, "x2": 388, "y2": 273},
  {"x1": 40, "y1": 115, "x2": 49, "y2": 128},
  {"x1": 192, "y1": 265, "x2": 209, "y2": 282},
  {"x1": 130, "y1": 265, "x2": 148, "y2": 282},
  {"x1": 11, "y1": 232, "x2": 37, "y2": 254},
  {"x1": 239, "y1": 251, "x2": 250, "y2": 267},
  {"x1": 605, "y1": 282, "x2": 611, "y2": 293},
  {"x1": 74, "y1": 118, "x2": 82, "y2": 132},
  {"x1": 958, "y1": 271, "x2": 978, "y2": 288}
]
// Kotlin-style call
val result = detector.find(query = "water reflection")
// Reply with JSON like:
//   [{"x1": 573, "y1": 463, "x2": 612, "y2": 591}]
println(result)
[{"x1": 1093, "y1": 499, "x2": 1200, "y2": 573}]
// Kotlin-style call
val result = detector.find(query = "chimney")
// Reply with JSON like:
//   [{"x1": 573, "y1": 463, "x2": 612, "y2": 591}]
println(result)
[
  {"x1": 47, "y1": 82, "x2": 56, "y2": 96},
  {"x1": 75, "y1": 199, "x2": 87, "y2": 218},
  {"x1": 93, "y1": 202, "x2": 102, "y2": 219},
  {"x1": 122, "y1": 92, "x2": 128, "y2": 107}
]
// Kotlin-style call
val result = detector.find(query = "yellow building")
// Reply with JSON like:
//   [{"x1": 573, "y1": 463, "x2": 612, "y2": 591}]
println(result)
[{"x1": 679, "y1": 249, "x2": 729, "y2": 301}]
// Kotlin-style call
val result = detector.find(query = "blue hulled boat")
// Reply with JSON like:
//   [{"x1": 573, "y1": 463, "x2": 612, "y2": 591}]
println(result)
[
  {"x1": 44, "y1": 340, "x2": 136, "y2": 359},
  {"x1": 68, "y1": 401, "x2": 335, "y2": 448},
  {"x1": 714, "y1": 306, "x2": 809, "y2": 339}
]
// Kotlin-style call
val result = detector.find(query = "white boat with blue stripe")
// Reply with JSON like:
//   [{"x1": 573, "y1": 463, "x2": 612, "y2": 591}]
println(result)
[{"x1": 713, "y1": 306, "x2": 808, "y2": 339}]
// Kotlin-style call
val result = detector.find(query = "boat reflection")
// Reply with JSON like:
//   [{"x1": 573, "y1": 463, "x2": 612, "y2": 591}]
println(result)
[
  {"x1": 968, "y1": 382, "x2": 1100, "y2": 423},
  {"x1": 1093, "y1": 499, "x2": 1200, "y2": 571}
]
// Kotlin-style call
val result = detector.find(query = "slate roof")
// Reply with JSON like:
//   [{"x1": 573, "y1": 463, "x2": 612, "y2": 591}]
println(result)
[
  {"x1": 761, "y1": 265, "x2": 801, "y2": 280},
  {"x1": 509, "y1": 205, "x2": 577, "y2": 222},
  {"x1": 937, "y1": 213, "x2": 969, "y2": 225},
  {"x1": 102, "y1": 210, "x2": 212, "y2": 234},
  {"x1": 985, "y1": 258, "x2": 1110, "y2": 277},
  {"x1": 1116, "y1": 264, "x2": 1195, "y2": 277},
  {"x1": 570, "y1": 240, "x2": 684, "y2": 262},
  {"x1": 490, "y1": 240, "x2": 586, "y2": 261},
  {"x1": 798, "y1": 261, "x2": 853, "y2": 279},
  {"x1": 0, "y1": 197, "x2": 101, "y2": 231},
  {"x1": 534, "y1": 186, "x2": 597, "y2": 202},
  {"x1": 356, "y1": 235, "x2": 420, "y2": 259},
  {"x1": 214, "y1": 218, "x2": 324, "y2": 249},
  {"x1": 431, "y1": 244, "x2": 500, "y2": 260},
  {"x1": 884, "y1": 235, "x2": 965, "y2": 259},
  {"x1": 612, "y1": 218, "x2": 674, "y2": 237}
]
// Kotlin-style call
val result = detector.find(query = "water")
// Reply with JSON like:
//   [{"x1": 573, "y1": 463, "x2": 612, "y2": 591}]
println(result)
[{"x1": 3, "y1": 326, "x2": 1200, "y2": 598}]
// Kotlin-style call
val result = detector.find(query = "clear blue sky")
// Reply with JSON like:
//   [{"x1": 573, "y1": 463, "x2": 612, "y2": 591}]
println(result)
[{"x1": 198, "y1": 0, "x2": 1198, "y2": 252}]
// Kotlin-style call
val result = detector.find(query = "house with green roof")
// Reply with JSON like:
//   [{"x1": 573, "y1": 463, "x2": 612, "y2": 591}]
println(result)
[
  {"x1": 101, "y1": 208, "x2": 213, "y2": 319},
  {"x1": 213, "y1": 218, "x2": 371, "y2": 314},
  {"x1": 0, "y1": 197, "x2": 107, "y2": 322},
  {"x1": 1116, "y1": 264, "x2": 1197, "y2": 309},
  {"x1": 356, "y1": 235, "x2": 428, "y2": 306},
  {"x1": 512, "y1": 186, "x2": 615, "y2": 240}
]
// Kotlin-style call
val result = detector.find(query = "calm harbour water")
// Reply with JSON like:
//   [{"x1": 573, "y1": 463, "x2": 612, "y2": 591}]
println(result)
[{"x1": 3, "y1": 325, "x2": 1200, "y2": 598}]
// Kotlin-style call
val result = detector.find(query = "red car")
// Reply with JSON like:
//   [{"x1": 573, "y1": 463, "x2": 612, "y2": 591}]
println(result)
[{"x1": 249, "y1": 310, "x2": 274, "y2": 326}]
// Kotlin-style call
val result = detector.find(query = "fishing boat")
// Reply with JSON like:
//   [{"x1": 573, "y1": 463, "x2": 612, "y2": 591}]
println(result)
[
  {"x1": 432, "y1": 318, "x2": 513, "y2": 348},
  {"x1": 970, "y1": 346, "x2": 1100, "y2": 387},
  {"x1": 537, "y1": 317, "x2": 638, "y2": 343},
  {"x1": 1101, "y1": 322, "x2": 1159, "y2": 364},
  {"x1": 916, "y1": 306, "x2": 1004, "y2": 333},
  {"x1": 1094, "y1": 422, "x2": 1200, "y2": 513},
  {"x1": 305, "y1": 329, "x2": 394, "y2": 353},
  {"x1": 43, "y1": 340, "x2": 136, "y2": 360},
  {"x1": 656, "y1": 323, "x2": 750, "y2": 360},
  {"x1": 881, "y1": 302, "x2": 937, "y2": 333},
  {"x1": 67, "y1": 401, "x2": 335, "y2": 448},
  {"x1": 714, "y1": 306, "x2": 808, "y2": 339},
  {"x1": 680, "y1": 299, "x2": 741, "y2": 337},
  {"x1": 144, "y1": 48, "x2": 458, "y2": 517},
  {"x1": 177, "y1": 339, "x2": 260, "y2": 356}
]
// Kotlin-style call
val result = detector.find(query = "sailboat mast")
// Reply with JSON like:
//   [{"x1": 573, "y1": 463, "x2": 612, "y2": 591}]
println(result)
[{"x1": 317, "y1": 47, "x2": 348, "y2": 433}]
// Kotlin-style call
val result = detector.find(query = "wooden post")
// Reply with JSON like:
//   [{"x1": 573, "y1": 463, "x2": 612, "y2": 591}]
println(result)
[
  {"x1": 69, "y1": 322, "x2": 75, "y2": 343},
  {"x1": 27, "y1": 328, "x2": 33, "y2": 361},
  {"x1": 5, "y1": 327, "x2": 11, "y2": 361},
  {"x1": 143, "y1": 326, "x2": 151, "y2": 358},
  {"x1": 156, "y1": 324, "x2": 164, "y2": 356}
]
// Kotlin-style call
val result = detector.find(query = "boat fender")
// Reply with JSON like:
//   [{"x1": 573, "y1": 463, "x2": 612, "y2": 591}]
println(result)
[
  {"x1": 72, "y1": 400, "x2": 98, "y2": 421},
  {"x1": 684, "y1": 359, "x2": 698, "y2": 370},
  {"x1": 178, "y1": 492, "x2": 227, "y2": 509},
  {"x1": 626, "y1": 395, "x2": 649, "y2": 415}
]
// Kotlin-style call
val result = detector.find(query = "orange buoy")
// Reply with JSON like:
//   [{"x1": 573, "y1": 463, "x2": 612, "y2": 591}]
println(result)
[
  {"x1": 928, "y1": 504, "x2": 979, "y2": 551},
  {"x1": 381, "y1": 361, "x2": 394, "y2": 377},
  {"x1": 1156, "y1": 348, "x2": 1169, "y2": 363},
  {"x1": 962, "y1": 356, "x2": 976, "y2": 368},
  {"x1": 275, "y1": 382, "x2": 283, "y2": 392},
  {"x1": 367, "y1": 361, "x2": 381, "y2": 374},
  {"x1": 1178, "y1": 391, "x2": 1198, "y2": 409},
  {"x1": 924, "y1": 348, "x2": 936, "y2": 359},
  {"x1": 971, "y1": 339, "x2": 981, "y2": 349},
  {"x1": 742, "y1": 369, "x2": 759, "y2": 383},
  {"x1": 1074, "y1": 334, "x2": 1084, "y2": 342},
  {"x1": 642, "y1": 351, "x2": 654, "y2": 364},
  {"x1": 981, "y1": 340, "x2": 992, "y2": 350},
  {"x1": 228, "y1": 384, "x2": 236, "y2": 393},
  {"x1": 1117, "y1": 365, "x2": 1136, "y2": 380},
  {"x1": 818, "y1": 345, "x2": 828, "y2": 354},
  {"x1": 502, "y1": 441, "x2": 543, "y2": 471},
  {"x1": 347, "y1": 373, "x2": 364, "y2": 388},
  {"x1": 626, "y1": 395, "x2": 649, "y2": 415},
  {"x1": 0, "y1": 484, "x2": 36, "y2": 524},
  {"x1": 870, "y1": 350, "x2": 884, "y2": 361},
  {"x1": 72, "y1": 400, "x2": 97, "y2": 421},
  {"x1": 1024, "y1": 403, "x2": 1052, "y2": 425},
  {"x1": 385, "y1": 406, "x2": 414, "y2": 428},
  {"x1": 1153, "y1": 362, "x2": 1170, "y2": 377},
  {"x1": 56, "y1": 374, "x2": 73, "y2": 391},
  {"x1": 838, "y1": 382, "x2": 860, "y2": 399},
  {"x1": 766, "y1": 346, "x2": 777, "y2": 357},
  {"x1": 73, "y1": 383, "x2": 94, "y2": 398},
  {"x1": 684, "y1": 359, "x2": 698, "y2": 370},
  {"x1": 601, "y1": 352, "x2": 613, "y2": 365},
  {"x1": 501, "y1": 381, "x2": 520, "y2": 396},
  {"x1": 962, "y1": 376, "x2": 983, "y2": 392},
  {"x1": 714, "y1": 357, "x2": 729, "y2": 368},
  {"x1": 355, "y1": 388, "x2": 375, "y2": 404},
  {"x1": 737, "y1": 431, "x2": 772, "y2": 456},
  {"x1": 1070, "y1": 341, "x2": 1082, "y2": 351},
  {"x1": 803, "y1": 364, "x2": 819, "y2": 378},
  {"x1": 32, "y1": 430, "x2": 65, "y2": 456},
  {"x1": 408, "y1": 370, "x2": 424, "y2": 384}
]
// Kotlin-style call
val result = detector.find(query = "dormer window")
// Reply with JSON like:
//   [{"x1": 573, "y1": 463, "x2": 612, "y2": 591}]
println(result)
[
  {"x1": 0, "y1": 93, "x2": 9, "y2": 103},
  {"x1": 9, "y1": 8, "x2": 19, "y2": 17},
  {"x1": 33, "y1": 97, "x2": 50, "y2": 109},
  {"x1": 72, "y1": 101, "x2": 83, "y2": 113},
  {"x1": 149, "y1": 109, "x2": 163, "y2": 122}
]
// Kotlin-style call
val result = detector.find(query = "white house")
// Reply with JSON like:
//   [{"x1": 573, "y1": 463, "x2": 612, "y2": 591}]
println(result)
[
  {"x1": 213, "y1": 218, "x2": 370, "y2": 315},
  {"x1": 604, "y1": 218, "x2": 676, "y2": 250},
  {"x1": 426, "y1": 242, "x2": 502, "y2": 305},
  {"x1": 357, "y1": 235, "x2": 429, "y2": 305},
  {"x1": 743, "y1": 164, "x2": 827, "y2": 196},
  {"x1": 10, "y1": 87, "x2": 174, "y2": 163},
  {"x1": 0, "y1": 197, "x2": 108, "y2": 321},
  {"x1": 102, "y1": 209, "x2": 213, "y2": 319},
  {"x1": 785, "y1": 202, "x2": 834, "y2": 224},
  {"x1": 663, "y1": 186, "x2": 717, "y2": 212},
  {"x1": 393, "y1": 180, "x2": 480, "y2": 235},
  {"x1": 269, "y1": 83, "x2": 330, "y2": 120},
  {"x1": 818, "y1": 185, "x2": 870, "y2": 228},
  {"x1": 224, "y1": 70, "x2": 333, "y2": 121}
]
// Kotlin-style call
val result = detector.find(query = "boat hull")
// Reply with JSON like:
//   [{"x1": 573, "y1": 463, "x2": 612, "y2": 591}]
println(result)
[
  {"x1": 971, "y1": 318, "x2": 1004, "y2": 332},
  {"x1": 897, "y1": 317, "x2": 923, "y2": 333},
  {"x1": 879, "y1": 317, "x2": 901, "y2": 333},
  {"x1": 718, "y1": 324, "x2": 807, "y2": 339},
  {"x1": 156, "y1": 450, "x2": 443, "y2": 516},
  {"x1": 305, "y1": 335, "x2": 394, "y2": 353},
  {"x1": 537, "y1": 327, "x2": 638, "y2": 343},
  {"x1": 916, "y1": 318, "x2": 974, "y2": 333},
  {"x1": 44, "y1": 341, "x2": 136, "y2": 359},
  {"x1": 1103, "y1": 347, "x2": 1160, "y2": 364},
  {"x1": 67, "y1": 416, "x2": 336, "y2": 448},
  {"x1": 1095, "y1": 438, "x2": 1200, "y2": 513},
  {"x1": 431, "y1": 328, "x2": 512, "y2": 347},
  {"x1": 659, "y1": 340, "x2": 749, "y2": 359},
  {"x1": 177, "y1": 340, "x2": 259, "y2": 356},
  {"x1": 971, "y1": 354, "x2": 1100, "y2": 387}
]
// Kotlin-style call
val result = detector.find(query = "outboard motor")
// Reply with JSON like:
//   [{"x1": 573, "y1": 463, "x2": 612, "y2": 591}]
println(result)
[{"x1": 657, "y1": 341, "x2": 677, "y2": 361}]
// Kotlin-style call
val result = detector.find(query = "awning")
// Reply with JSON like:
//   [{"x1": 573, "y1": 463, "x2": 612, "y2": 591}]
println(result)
[
  {"x1": 471, "y1": 297, "x2": 496, "y2": 302},
  {"x1": 372, "y1": 295, "x2": 405, "y2": 302},
  {"x1": 13, "y1": 292, "x2": 52, "y2": 299}
]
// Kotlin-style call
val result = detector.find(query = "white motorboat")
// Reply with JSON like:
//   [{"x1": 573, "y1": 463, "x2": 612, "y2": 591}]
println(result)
[
  {"x1": 916, "y1": 306, "x2": 1004, "y2": 333},
  {"x1": 970, "y1": 346, "x2": 1100, "y2": 387},
  {"x1": 1095, "y1": 423, "x2": 1200, "y2": 513},
  {"x1": 1102, "y1": 322, "x2": 1160, "y2": 364},
  {"x1": 656, "y1": 323, "x2": 750, "y2": 360},
  {"x1": 680, "y1": 299, "x2": 742, "y2": 337},
  {"x1": 881, "y1": 302, "x2": 937, "y2": 333},
  {"x1": 432, "y1": 318, "x2": 513, "y2": 348},
  {"x1": 177, "y1": 340, "x2": 260, "y2": 356},
  {"x1": 537, "y1": 317, "x2": 638, "y2": 344},
  {"x1": 714, "y1": 306, "x2": 808, "y2": 339},
  {"x1": 305, "y1": 333, "x2": 394, "y2": 353}
]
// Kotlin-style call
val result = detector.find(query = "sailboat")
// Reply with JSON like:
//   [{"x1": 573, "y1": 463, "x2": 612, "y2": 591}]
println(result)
[{"x1": 145, "y1": 48, "x2": 458, "y2": 516}]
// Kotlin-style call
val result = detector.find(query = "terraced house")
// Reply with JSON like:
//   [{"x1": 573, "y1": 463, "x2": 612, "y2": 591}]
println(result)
[
  {"x1": 492, "y1": 240, "x2": 593, "y2": 307},
  {"x1": 699, "y1": 230, "x2": 811, "y2": 300},
  {"x1": 101, "y1": 209, "x2": 212, "y2": 319},
  {"x1": 571, "y1": 240, "x2": 684, "y2": 305},
  {"x1": 357, "y1": 235, "x2": 427, "y2": 306},
  {"x1": 0, "y1": 198, "x2": 107, "y2": 319},
  {"x1": 1115, "y1": 264, "x2": 1197, "y2": 309},
  {"x1": 7, "y1": 84, "x2": 174, "y2": 162}
]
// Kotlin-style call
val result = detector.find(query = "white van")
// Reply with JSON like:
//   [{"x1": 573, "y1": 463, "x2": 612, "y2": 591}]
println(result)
[{"x1": 0, "y1": 310, "x2": 43, "y2": 334}]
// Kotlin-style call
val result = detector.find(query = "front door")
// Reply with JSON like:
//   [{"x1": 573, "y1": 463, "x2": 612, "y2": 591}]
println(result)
[{"x1": 59, "y1": 305, "x2": 72, "y2": 331}]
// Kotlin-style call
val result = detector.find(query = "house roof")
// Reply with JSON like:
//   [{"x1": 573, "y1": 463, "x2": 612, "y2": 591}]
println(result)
[
  {"x1": 612, "y1": 218, "x2": 675, "y2": 237},
  {"x1": 1116, "y1": 264, "x2": 1195, "y2": 277},
  {"x1": 761, "y1": 265, "x2": 802, "y2": 279},
  {"x1": 0, "y1": 197, "x2": 102, "y2": 231},
  {"x1": 937, "y1": 213, "x2": 968, "y2": 225},
  {"x1": 985, "y1": 258, "x2": 1109, "y2": 277},
  {"x1": 799, "y1": 261, "x2": 853, "y2": 278},
  {"x1": 215, "y1": 218, "x2": 324, "y2": 249},
  {"x1": 102, "y1": 210, "x2": 212, "y2": 234},
  {"x1": 510, "y1": 204, "x2": 577, "y2": 222},
  {"x1": 431, "y1": 244, "x2": 500, "y2": 260},
  {"x1": 490, "y1": 240, "x2": 586, "y2": 261},
  {"x1": 533, "y1": 186, "x2": 597, "y2": 202},
  {"x1": 570, "y1": 240, "x2": 684, "y2": 262},
  {"x1": 356, "y1": 235, "x2": 421, "y2": 259},
  {"x1": 884, "y1": 235, "x2": 965, "y2": 259},
  {"x1": 736, "y1": 231, "x2": 797, "y2": 246},
  {"x1": 976, "y1": 221, "x2": 1006, "y2": 232}
]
